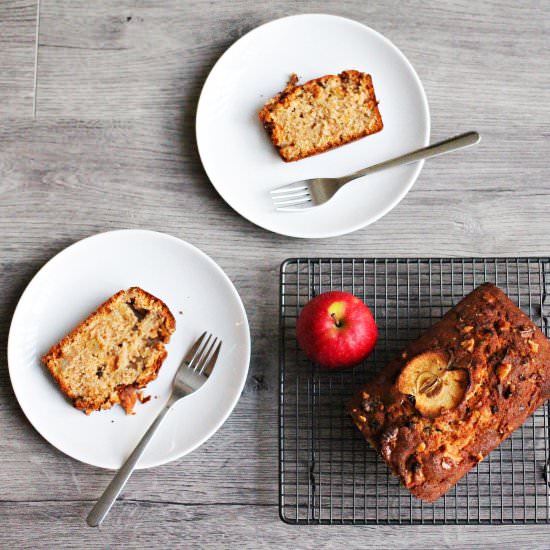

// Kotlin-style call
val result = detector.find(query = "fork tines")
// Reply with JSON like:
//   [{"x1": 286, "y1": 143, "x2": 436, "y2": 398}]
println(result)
[
  {"x1": 270, "y1": 185, "x2": 312, "y2": 210},
  {"x1": 186, "y1": 332, "x2": 222, "y2": 377}
]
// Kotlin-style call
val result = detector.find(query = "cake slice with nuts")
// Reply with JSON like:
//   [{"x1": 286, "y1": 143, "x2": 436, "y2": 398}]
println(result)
[
  {"x1": 259, "y1": 70, "x2": 383, "y2": 162},
  {"x1": 42, "y1": 287, "x2": 175, "y2": 415}
]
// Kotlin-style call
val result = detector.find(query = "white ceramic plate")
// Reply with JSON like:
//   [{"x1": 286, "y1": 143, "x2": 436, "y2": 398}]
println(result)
[
  {"x1": 8, "y1": 230, "x2": 250, "y2": 469},
  {"x1": 196, "y1": 14, "x2": 430, "y2": 239}
]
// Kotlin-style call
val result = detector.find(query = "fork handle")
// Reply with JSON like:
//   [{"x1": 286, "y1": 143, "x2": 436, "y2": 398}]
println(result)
[
  {"x1": 86, "y1": 404, "x2": 172, "y2": 527},
  {"x1": 344, "y1": 131, "x2": 480, "y2": 182}
]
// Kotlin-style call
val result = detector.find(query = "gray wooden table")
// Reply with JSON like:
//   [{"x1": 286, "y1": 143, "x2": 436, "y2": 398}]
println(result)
[{"x1": 1, "y1": 1, "x2": 548, "y2": 547}]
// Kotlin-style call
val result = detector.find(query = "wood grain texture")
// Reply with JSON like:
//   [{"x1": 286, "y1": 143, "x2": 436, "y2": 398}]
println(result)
[
  {"x1": 0, "y1": 0, "x2": 38, "y2": 115},
  {"x1": 2, "y1": 502, "x2": 550, "y2": 549},
  {"x1": 1, "y1": 0, "x2": 549, "y2": 547}
]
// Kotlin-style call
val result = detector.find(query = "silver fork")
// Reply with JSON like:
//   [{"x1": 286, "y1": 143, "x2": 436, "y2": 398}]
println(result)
[
  {"x1": 87, "y1": 332, "x2": 222, "y2": 527},
  {"x1": 271, "y1": 131, "x2": 480, "y2": 210}
]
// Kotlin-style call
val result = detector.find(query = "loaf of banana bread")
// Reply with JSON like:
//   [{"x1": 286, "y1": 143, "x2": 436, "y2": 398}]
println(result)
[
  {"x1": 42, "y1": 287, "x2": 175, "y2": 415},
  {"x1": 259, "y1": 70, "x2": 383, "y2": 162},
  {"x1": 348, "y1": 283, "x2": 550, "y2": 502}
]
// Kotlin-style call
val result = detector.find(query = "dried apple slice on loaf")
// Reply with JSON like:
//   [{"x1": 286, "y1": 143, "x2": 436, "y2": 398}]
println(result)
[
  {"x1": 397, "y1": 351, "x2": 469, "y2": 418},
  {"x1": 42, "y1": 287, "x2": 175, "y2": 415}
]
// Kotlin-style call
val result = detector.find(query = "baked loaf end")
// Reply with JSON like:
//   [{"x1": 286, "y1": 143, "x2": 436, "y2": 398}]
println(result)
[
  {"x1": 42, "y1": 287, "x2": 175, "y2": 415},
  {"x1": 258, "y1": 70, "x2": 383, "y2": 162},
  {"x1": 348, "y1": 283, "x2": 550, "y2": 502}
]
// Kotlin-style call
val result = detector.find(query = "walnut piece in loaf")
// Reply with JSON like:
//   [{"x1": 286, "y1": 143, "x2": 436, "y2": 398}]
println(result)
[
  {"x1": 258, "y1": 70, "x2": 383, "y2": 162},
  {"x1": 42, "y1": 287, "x2": 175, "y2": 415},
  {"x1": 348, "y1": 283, "x2": 550, "y2": 502}
]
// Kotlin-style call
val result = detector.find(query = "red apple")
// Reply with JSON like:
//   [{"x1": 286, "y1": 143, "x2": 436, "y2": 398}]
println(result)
[{"x1": 296, "y1": 291, "x2": 378, "y2": 369}]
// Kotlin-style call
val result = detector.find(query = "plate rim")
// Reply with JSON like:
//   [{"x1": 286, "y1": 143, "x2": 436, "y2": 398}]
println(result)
[
  {"x1": 195, "y1": 12, "x2": 431, "y2": 239},
  {"x1": 7, "y1": 229, "x2": 251, "y2": 469}
]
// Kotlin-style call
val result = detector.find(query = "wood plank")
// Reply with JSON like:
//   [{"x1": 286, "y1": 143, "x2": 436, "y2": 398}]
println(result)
[
  {"x1": 0, "y1": 0, "x2": 37, "y2": 115},
  {"x1": 1, "y1": 502, "x2": 550, "y2": 548},
  {"x1": 35, "y1": 0, "x2": 238, "y2": 117},
  {"x1": 0, "y1": 117, "x2": 548, "y2": 261},
  {"x1": 0, "y1": 398, "x2": 280, "y2": 505},
  {"x1": 35, "y1": 1, "x2": 548, "y2": 119}
]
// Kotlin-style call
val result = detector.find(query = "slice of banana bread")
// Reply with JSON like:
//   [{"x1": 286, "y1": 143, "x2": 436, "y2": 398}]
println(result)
[
  {"x1": 42, "y1": 287, "x2": 175, "y2": 415},
  {"x1": 258, "y1": 70, "x2": 383, "y2": 162}
]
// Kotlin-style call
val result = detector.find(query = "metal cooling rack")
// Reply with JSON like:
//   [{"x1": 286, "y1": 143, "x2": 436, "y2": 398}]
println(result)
[{"x1": 279, "y1": 258, "x2": 550, "y2": 525}]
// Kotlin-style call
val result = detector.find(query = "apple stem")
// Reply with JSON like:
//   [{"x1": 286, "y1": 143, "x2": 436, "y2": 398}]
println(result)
[{"x1": 330, "y1": 313, "x2": 342, "y2": 328}]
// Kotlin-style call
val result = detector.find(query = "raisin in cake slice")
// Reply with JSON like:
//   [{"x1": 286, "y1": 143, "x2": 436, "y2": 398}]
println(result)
[
  {"x1": 258, "y1": 70, "x2": 383, "y2": 162},
  {"x1": 42, "y1": 287, "x2": 175, "y2": 415}
]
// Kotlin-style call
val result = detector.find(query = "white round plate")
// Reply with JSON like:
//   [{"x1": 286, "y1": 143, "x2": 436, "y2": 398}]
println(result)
[
  {"x1": 196, "y1": 14, "x2": 430, "y2": 239},
  {"x1": 8, "y1": 230, "x2": 250, "y2": 469}
]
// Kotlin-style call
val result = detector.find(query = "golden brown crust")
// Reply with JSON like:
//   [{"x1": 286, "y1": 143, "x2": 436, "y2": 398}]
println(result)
[
  {"x1": 129, "y1": 287, "x2": 176, "y2": 332},
  {"x1": 348, "y1": 283, "x2": 550, "y2": 502},
  {"x1": 42, "y1": 287, "x2": 175, "y2": 415},
  {"x1": 259, "y1": 70, "x2": 383, "y2": 162}
]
